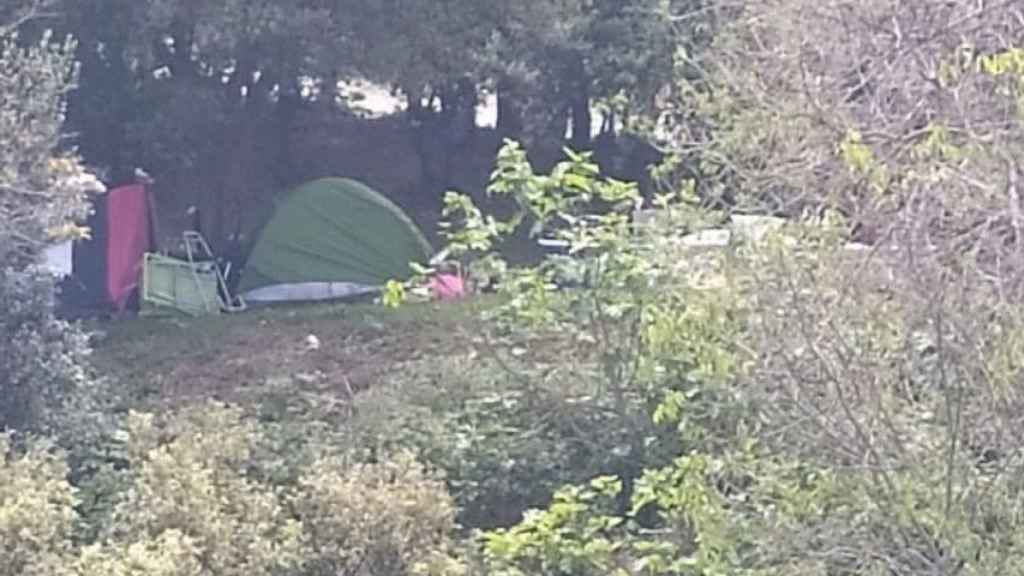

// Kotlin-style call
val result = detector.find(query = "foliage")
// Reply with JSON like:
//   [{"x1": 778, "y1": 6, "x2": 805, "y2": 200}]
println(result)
[
  {"x1": 48, "y1": 0, "x2": 348, "y2": 242},
  {"x1": 648, "y1": 0, "x2": 1024, "y2": 570},
  {"x1": 1, "y1": 400, "x2": 462, "y2": 576},
  {"x1": 386, "y1": 6, "x2": 1024, "y2": 567},
  {"x1": 91, "y1": 406, "x2": 305, "y2": 576},
  {"x1": 480, "y1": 476, "x2": 629, "y2": 576},
  {"x1": 0, "y1": 19, "x2": 94, "y2": 268},
  {"x1": 476, "y1": 0, "x2": 681, "y2": 140},
  {"x1": 13, "y1": 1, "x2": 1024, "y2": 574},
  {"x1": 719, "y1": 215, "x2": 1024, "y2": 572},
  {"x1": 349, "y1": 354, "x2": 640, "y2": 530},
  {"x1": 437, "y1": 2, "x2": 1024, "y2": 572},
  {"x1": 341, "y1": 0, "x2": 492, "y2": 99},
  {"x1": 377, "y1": 139, "x2": 749, "y2": 573},
  {"x1": 666, "y1": 0, "x2": 1024, "y2": 218},
  {"x1": 50, "y1": 0, "x2": 690, "y2": 218},
  {"x1": 469, "y1": 192, "x2": 1024, "y2": 572},
  {"x1": 386, "y1": 139, "x2": 742, "y2": 534},
  {"x1": 74, "y1": 531, "x2": 206, "y2": 576},
  {"x1": 294, "y1": 450, "x2": 462, "y2": 576},
  {"x1": 0, "y1": 270, "x2": 96, "y2": 432},
  {"x1": 0, "y1": 5, "x2": 106, "y2": 435},
  {"x1": 0, "y1": 434, "x2": 78, "y2": 576}
]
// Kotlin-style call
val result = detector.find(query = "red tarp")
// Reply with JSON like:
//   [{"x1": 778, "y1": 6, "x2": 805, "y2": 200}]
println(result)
[{"x1": 105, "y1": 184, "x2": 150, "y2": 310}]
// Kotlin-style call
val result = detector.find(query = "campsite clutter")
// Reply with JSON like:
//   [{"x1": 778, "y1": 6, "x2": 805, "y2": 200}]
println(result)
[
  {"x1": 48, "y1": 170, "x2": 808, "y2": 319},
  {"x1": 55, "y1": 182, "x2": 157, "y2": 313},
  {"x1": 429, "y1": 265, "x2": 467, "y2": 301},
  {"x1": 53, "y1": 174, "x2": 451, "y2": 318},
  {"x1": 238, "y1": 178, "x2": 434, "y2": 304}
]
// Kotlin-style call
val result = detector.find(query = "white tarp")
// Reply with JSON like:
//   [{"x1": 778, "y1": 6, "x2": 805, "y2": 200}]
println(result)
[
  {"x1": 241, "y1": 282, "x2": 379, "y2": 302},
  {"x1": 37, "y1": 240, "x2": 73, "y2": 277}
]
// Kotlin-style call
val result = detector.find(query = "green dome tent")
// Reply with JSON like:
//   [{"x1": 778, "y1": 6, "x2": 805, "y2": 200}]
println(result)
[{"x1": 238, "y1": 178, "x2": 433, "y2": 302}]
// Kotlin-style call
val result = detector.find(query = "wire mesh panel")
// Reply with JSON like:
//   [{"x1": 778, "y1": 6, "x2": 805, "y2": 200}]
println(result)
[{"x1": 141, "y1": 253, "x2": 221, "y2": 316}]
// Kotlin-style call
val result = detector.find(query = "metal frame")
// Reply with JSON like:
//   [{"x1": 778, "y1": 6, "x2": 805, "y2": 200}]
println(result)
[{"x1": 182, "y1": 231, "x2": 247, "y2": 313}]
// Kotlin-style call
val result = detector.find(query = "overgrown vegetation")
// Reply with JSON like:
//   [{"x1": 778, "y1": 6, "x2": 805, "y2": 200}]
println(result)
[
  {"x1": 6, "y1": 0, "x2": 1024, "y2": 575},
  {"x1": 0, "y1": 1, "x2": 103, "y2": 435},
  {"x1": 3, "y1": 403, "x2": 462, "y2": 576}
]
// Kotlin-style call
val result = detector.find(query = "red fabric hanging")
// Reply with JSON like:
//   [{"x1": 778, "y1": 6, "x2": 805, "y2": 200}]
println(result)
[{"x1": 105, "y1": 184, "x2": 150, "y2": 310}]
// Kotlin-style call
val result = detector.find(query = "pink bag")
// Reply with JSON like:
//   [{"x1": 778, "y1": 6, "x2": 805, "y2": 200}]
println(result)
[{"x1": 430, "y1": 273, "x2": 466, "y2": 301}]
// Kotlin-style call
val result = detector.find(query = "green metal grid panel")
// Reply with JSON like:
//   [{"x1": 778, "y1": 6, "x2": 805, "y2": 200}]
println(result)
[{"x1": 141, "y1": 253, "x2": 221, "y2": 316}]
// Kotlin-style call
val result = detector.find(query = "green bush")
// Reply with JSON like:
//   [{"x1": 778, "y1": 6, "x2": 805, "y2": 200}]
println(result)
[
  {"x1": 0, "y1": 270, "x2": 95, "y2": 433},
  {"x1": 466, "y1": 211, "x2": 1024, "y2": 574},
  {"x1": 294, "y1": 451, "x2": 462, "y2": 576},
  {"x1": 96, "y1": 406, "x2": 306, "y2": 576},
  {"x1": 2, "y1": 402, "x2": 465, "y2": 576},
  {"x1": 381, "y1": 125, "x2": 1024, "y2": 572},
  {"x1": 74, "y1": 531, "x2": 205, "y2": 576},
  {"x1": 349, "y1": 355, "x2": 615, "y2": 530},
  {"x1": 381, "y1": 141, "x2": 739, "y2": 533},
  {"x1": 0, "y1": 435, "x2": 78, "y2": 576},
  {"x1": 0, "y1": 12, "x2": 98, "y2": 436},
  {"x1": 479, "y1": 476, "x2": 630, "y2": 576}
]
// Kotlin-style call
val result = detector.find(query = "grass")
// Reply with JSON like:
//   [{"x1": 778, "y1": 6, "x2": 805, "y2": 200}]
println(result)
[{"x1": 90, "y1": 296, "x2": 497, "y2": 410}]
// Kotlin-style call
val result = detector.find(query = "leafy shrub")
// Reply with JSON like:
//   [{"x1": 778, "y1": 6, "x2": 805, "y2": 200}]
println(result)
[
  {"x1": 0, "y1": 435, "x2": 78, "y2": 576},
  {"x1": 294, "y1": 450, "x2": 462, "y2": 576},
  {"x1": 384, "y1": 76, "x2": 1024, "y2": 571},
  {"x1": 74, "y1": 531, "x2": 205, "y2": 576},
  {"x1": 98, "y1": 402, "x2": 463, "y2": 576},
  {"x1": 349, "y1": 355, "x2": 616, "y2": 529},
  {"x1": 383, "y1": 141, "x2": 740, "y2": 531},
  {"x1": 93, "y1": 405, "x2": 306, "y2": 576},
  {"x1": 469, "y1": 213, "x2": 1024, "y2": 574},
  {"x1": 480, "y1": 476, "x2": 629, "y2": 576},
  {"x1": 0, "y1": 7, "x2": 106, "y2": 440},
  {"x1": 0, "y1": 269, "x2": 96, "y2": 433},
  {"x1": 450, "y1": 1, "x2": 1024, "y2": 571},
  {"x1": 3, "y1": 401, "x2": 465, "y2": 576},
  {"x1": 0, "y1": 27, "x2": 92, "y2": 270},
  {"x1": 659, "y1": 0, "x2": 1024, "y2": 566}
]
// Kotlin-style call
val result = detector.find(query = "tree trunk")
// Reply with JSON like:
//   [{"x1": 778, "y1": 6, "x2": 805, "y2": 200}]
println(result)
[
  {"x1": 568, "y1": 58, "x2": 592, "y2": 150},
  {"x1": 273, "y1": 81, "x2": 302, "y2": 187},
  {"x1": 440, "y1": 77, "x2": 476, "y2": 149},
  {"x1": 495, "y1": 78, "x2": 524, "y2": 139},
  {"x1": 209, "y1": 52, "x2": 258, "y2": 248},
  {"x1": 406, "y1": 89, "x2": 427, "y2": 125},
  {"x1": 167, "y1": 0, "x2": 200, "y2": 80},
  {"x1": 408, "y1": 92, "x2": 444, "y2": 196}
]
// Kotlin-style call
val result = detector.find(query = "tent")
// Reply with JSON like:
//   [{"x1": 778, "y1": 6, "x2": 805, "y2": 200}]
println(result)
[
  {"x1": 64, "y1": 183, "x2": 156, "y2": 311},
  {"x1": 238, "y1": 178, "x2": 433, "y2": 302}
]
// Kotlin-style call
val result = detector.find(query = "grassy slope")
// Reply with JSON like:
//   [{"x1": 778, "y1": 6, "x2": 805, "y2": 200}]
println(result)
[{"x1": 90, "y1": 299, "x2": 491, "y2": 410}]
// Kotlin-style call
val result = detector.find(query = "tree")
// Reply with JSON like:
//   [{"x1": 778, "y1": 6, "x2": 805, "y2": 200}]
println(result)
[
  {"x1": 46, "y1": 0, "x2": 687, "y2": 244},
  {"x1": 0, "y1": 1, "x2": 105, "y2": 433},
  {"x1": 382, "y1": 1, "x2": 1024, "y2": 572},
  {"x1": 477, "y1": 0, "x2": 679, "y2": 146},
  {"x1": 51, "y1": 0, "x2": 351, "y2": 245},
  {"x1": 651, "y1": 0, "x2": 1024, "y2": 571},
  {"x1": 0, "y1": 10, "x2": 94, "y2": 268},
  {"x1": 54, "y1": 0, "x2": 148, "y2": 184}
]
